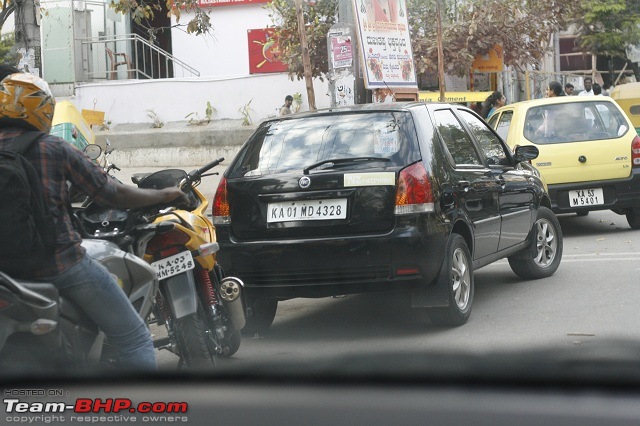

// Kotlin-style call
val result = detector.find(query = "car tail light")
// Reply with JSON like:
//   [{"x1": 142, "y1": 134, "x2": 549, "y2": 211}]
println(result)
[
  {"x1": 394, "y1": 161, "x2": 435, "y2": 215},
  {"x1": 212, "y1": 177, "x2": 231, "y2": 225},
  {"x1": 632, "y1": 135, "x2": 640, "y2": 168}
]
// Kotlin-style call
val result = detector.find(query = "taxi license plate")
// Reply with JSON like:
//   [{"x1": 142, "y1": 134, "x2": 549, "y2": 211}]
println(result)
[
  {"x1": 267, "y1": 199, "x2": 347, "y2": 223},
  {"x1": 569, "y1": 188, "x2": 604, "y2": 207},
  {"x1": 151, "y1": 250, "x2": 195, "y2": 280}
]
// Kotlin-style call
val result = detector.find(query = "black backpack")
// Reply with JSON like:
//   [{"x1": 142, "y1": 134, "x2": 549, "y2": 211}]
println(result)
[{"x1": 0, "y1": 131, "x2": 57, "y2": 272}]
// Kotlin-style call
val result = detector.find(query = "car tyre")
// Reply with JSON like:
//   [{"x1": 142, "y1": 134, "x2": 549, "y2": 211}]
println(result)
[
  {"x1": 242, "y1": 298, "x2": 278, "y2": 335},
  {"x1": 626, "y1": 209, "x2": 640, "y2": 229},
  {"x1": 426, "y1": 234, "x2": 474, "y2": 327},
  {"x1": 508, "y1": 207, "x2": 563, "y2": 279}
]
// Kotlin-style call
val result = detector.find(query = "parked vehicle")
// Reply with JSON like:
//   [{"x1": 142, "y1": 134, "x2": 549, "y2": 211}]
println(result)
[
  {"x1": 213, "y1": 102, "x2": 562, "y2": 333},
  {"x1": 487, "y1": 95, "x2": 640, "y2": 227},
  {"x1": 50, "y1": 100, "x2": 95, "y2": 151},
  {"x1": 0, "y1": 239, "x2": 158, "y2": 372},
  {"x1": 609, "y1": 82, "x2": 640, "y2": 135},
  {"x1": 77, "y1": 156, "x2": 246, "y2": 368}
]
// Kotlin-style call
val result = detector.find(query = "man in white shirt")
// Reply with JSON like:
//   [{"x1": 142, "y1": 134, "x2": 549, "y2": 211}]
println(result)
[{"x1": 578, "y1": 77, "x2": 594, "y2": 96}]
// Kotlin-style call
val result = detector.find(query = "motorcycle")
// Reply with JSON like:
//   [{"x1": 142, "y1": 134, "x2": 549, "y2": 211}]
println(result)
[
  {"x1": 76, "y1": 157, "x2": 246, "y2": 368},
  {"x1": 0, "y1": 239, "x2": 158, "y2": 373}
]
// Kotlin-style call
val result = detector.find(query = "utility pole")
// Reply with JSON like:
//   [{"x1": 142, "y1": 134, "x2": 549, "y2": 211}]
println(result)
[
  {"x1": 13, "y1": 0, "x2": 41, "y2": 74},
  {"x1": 295, "y1": 0, "x2": 316, "y2": 111}
]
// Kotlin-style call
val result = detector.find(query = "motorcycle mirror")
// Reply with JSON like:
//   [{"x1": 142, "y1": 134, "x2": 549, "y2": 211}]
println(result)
[{"x1": 83, "y1": 144, "x2": 103, "y2": 161}]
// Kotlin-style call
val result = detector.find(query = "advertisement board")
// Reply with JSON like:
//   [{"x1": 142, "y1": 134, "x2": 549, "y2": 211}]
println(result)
[
  {"x1": 351, "y1": 0, "x2": 418, "y2": 89},
  {"x1": 247, "y1": 28, "x2": 288, "y2": 74}
]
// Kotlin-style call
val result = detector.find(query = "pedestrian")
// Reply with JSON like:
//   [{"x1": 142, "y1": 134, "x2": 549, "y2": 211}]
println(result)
[
  {"x1": 0, "y1": 68, "x2": 188, "y2": 371},
  {"x1": 593, "y1": 83, "x2": 602, "y2": 95},
  {"x1": 279, "y1": 95, "x2": 293, "y2": 116},
  {"x1": 546, "y1": 81, "x2": 565, "y2": 97},
  {"x1": 481, "y1": 91, "x2": 506, "y2": 119},
  {"x1": 578, "y1": 77, "x2": 594, "y2": 96},
  {"x1": 564, "y1": 83, "x2": 574, "y2": 96}
]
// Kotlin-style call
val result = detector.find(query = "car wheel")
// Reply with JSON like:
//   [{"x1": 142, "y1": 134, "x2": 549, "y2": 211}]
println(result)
[
  {"x1": 626, "y1": 209, "x2": 640, "y2": 229},
  {"x1": 508, "y1": 207, "x2": 563, "y2": 279},
  {"x1": 241, "y1": 298, "x2": 278, "y2": 335},
  {"x1": 426, "y1": 234, "x2": 474, "y2": 327}
]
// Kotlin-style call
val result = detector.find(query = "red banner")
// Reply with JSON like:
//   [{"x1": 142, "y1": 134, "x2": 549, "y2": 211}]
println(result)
[
  {"x1": 247, "y1": 28, "x2": 288, "y2": 74},
  {"x1": 198, "y1": 0, "x2": 269, "y2": 7}
]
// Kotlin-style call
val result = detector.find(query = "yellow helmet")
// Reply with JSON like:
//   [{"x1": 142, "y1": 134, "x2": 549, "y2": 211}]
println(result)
[{"x1": 0, "y1": 73, "x2": 55, "y2": 133}]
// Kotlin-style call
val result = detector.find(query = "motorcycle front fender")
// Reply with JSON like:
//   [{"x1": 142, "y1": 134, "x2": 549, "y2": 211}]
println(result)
[{"x1": 161, "y1": 270, "x2": 198, "y2": 319}]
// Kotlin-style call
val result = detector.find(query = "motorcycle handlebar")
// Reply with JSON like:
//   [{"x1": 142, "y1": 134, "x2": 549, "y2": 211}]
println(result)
[{"x1": 190, "y1": 157, "x2": 224, "y2": 180}]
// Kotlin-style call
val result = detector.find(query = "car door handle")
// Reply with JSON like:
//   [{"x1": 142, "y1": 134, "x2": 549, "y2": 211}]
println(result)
[{"x1": 457, "y1": 181, "x2": 471, "y2": 192}]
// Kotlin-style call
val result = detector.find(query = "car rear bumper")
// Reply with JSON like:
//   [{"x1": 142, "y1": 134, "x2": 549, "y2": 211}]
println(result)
[
  {"x1": 216, "y1": 218, "x2": 448, "y2": 299},
  {"x1": 548, "y1": 170, "x2": 640, "y2": 214}
]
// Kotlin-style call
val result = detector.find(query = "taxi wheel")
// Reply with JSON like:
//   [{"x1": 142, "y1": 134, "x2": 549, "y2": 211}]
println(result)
[
  {"x1": 508, "y1": 207, "x2": 563, "y2": 279},
  {"x1": 626, "y1": 209, "x2": 640, "y2": 229},
  {"x1": 426, "y1": 234, "x2": 474, "y2": 327}
]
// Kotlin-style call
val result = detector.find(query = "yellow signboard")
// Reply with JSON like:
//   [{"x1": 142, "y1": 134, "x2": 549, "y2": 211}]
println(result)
[
  {"x1": 81, "y1": 109, "x2": 106, "y2": 127},
  {"x1": 419, "y1": 91, "x2": 493, "y2": 103},
  {"x1": 472, "y1": 45, "x2": 504, "y2": 72}
]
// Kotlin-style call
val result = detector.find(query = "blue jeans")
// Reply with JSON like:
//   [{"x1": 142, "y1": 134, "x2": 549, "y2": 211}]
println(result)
[{"x1": 53, "y1": 254, "x2": 157, "y2": 370}]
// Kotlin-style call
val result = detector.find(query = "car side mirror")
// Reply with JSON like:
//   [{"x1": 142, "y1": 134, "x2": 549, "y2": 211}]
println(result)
[
  {"x1": 83, "y1": 144, "x2": 103, "y2": 161},
  {"x1": 514, "y1": 145, "x2": 539, "y2": 162}
]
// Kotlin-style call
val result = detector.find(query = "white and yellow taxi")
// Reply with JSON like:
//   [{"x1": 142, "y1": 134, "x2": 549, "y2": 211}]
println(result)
[{"x1": 487, "y1": 95, "x2": 640, "y2": 228}]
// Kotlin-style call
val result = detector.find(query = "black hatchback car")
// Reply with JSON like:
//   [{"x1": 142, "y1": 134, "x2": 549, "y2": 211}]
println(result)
[{"x1": 213, "y1": 102, "x2": 562, "y2": 333}]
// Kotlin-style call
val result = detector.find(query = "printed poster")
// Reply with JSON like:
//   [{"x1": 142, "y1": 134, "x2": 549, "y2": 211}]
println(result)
[
  {"x1": 352, "y1": 0, "x2": 417, "y2": 89},
  {"x1": 247, "y1": 28, "x2": 288, "y2": 74}
]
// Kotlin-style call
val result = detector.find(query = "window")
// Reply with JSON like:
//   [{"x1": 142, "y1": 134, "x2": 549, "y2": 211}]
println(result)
[
  {"x1": 433, "y1": 109, "x2": 482, "y2": 166},
  {"x1": 460, "y1": 110, "x2": 509, "y2": 166},
  {"x1": 495, "y1": 111, "x2": 513, "y2": 141},
  {"x1": 229, "y1": 112, "x2": 420, "y2": 177},
  {"x1": 524, "y1": 101, "x2": 628, "y2": 144}
]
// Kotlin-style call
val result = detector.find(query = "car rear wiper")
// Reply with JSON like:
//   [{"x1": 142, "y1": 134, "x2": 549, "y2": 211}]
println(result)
[{"x1": 303, "y1": 157, "x2": 391, "y2": 174}]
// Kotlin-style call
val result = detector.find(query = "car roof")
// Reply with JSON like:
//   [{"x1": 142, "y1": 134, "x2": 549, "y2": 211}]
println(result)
[
  {"x1": 497, "y1": 95, "x2": 617, "y2": 111},
  {"x1": 261, "y1": 101, "x2": 467, "y2": 123}
]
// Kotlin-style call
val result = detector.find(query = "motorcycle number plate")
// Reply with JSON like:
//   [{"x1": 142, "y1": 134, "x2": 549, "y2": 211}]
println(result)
[{"x1": 151, "y1": 250, "x2": 195, "y2": 280}]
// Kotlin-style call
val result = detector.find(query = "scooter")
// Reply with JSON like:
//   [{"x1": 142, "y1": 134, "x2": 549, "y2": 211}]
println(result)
[
  {"x1": 76, "y1": 157, "x2": 246, "y2": 368},
  {"x1": 0, "y1": 239, "x2": 158, "y2": 373}
]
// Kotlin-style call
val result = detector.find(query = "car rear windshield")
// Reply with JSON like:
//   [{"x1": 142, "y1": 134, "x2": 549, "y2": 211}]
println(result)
[
  {"x1": 228, "y1": 112, "x2": 420, "y2": 177},
  {"x1": 523, "y1": 100, "x2": 629, "y2": 144}
]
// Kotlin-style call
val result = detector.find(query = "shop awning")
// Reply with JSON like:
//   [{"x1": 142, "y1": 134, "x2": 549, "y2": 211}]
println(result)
[{"x1": 419, "y1": 91, "x2": 493, "y2": 103}]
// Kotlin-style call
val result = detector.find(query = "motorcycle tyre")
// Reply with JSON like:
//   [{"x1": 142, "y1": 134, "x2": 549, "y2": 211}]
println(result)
[
  {"x1": 174, "y1": 303, "x2": 216, "y2": 368},
  {"x1": 242, "y1": 298, "x2": 278, "y2": 336}
]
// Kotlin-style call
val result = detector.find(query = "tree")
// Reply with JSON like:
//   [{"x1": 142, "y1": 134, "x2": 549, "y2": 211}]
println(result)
[
  {"x1": 265, "y1": 0, "x2": 338, "y2": 81},
  {"x1": 267, "y1": 0, "x2": 580, "y2": 82},
  {"x1": 573, "y1": 0, "x2": 640, "y2": 81},
  {"x1": 409, "y1": 0, "x2": 580, "y2": 77},
  {"x1": 0, "y1": 32, "x2": 18, "y2": 65}
]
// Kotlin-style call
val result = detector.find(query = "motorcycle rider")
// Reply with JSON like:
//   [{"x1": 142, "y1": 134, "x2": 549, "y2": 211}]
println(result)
[{"x1": 0, "y1": 68, "x2": 187, "y2": 370}]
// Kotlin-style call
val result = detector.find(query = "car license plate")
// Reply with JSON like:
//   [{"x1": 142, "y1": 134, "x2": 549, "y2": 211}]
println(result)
[
  {"x1": 151, "y1": 250, "x2": 195, "y2": 280},
  {"x1": 569, "y1": 188, "x2": 604, "y2": 207},
  {"x1": 267, "y1": 199, "x2": 347, "y2": 223}
]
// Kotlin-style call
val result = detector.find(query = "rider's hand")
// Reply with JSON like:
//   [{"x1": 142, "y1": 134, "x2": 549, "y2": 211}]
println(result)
[{"x1": 160, "y1": 187, "x2": 190, "y2": 206}]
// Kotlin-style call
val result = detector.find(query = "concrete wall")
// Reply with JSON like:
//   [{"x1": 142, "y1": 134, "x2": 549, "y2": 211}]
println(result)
[
  {"x1": 95, "y1": 119, "x2": 254, "y2": 167},
  {"x1": 74, "y1": 74, "x2": 330, "y2": 125}
]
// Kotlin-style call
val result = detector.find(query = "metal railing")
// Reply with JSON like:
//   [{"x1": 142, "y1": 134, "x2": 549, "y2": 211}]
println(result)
[{"x1": 80, "y1": 33, "x2": 200, "y2": 81}]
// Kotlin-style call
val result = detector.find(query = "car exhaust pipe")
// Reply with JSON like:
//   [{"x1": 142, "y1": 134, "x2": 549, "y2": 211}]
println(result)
[{"x1": 218, "y1": 277, "x2": 246, "y2": 331}]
